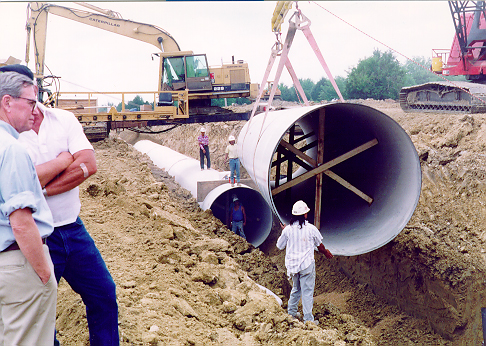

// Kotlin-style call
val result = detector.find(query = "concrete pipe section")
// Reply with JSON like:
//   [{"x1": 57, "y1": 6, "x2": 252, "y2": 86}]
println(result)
[
  {"x1": 238, "y1": 102, "x2": 422, "y2": 256},
  {"x1": 133, "y1": 140, "x2": 273, "y2": 247}
]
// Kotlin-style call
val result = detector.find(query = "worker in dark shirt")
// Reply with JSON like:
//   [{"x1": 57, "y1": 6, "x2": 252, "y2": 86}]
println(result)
[{"x1": 229, "y1": 196, "x2": 246, "y2": 240}]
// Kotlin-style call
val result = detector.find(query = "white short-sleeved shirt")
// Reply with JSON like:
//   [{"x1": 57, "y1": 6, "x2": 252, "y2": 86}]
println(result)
[
  {"x1": 276, "y1": 220, "x2": 323, "y2": 276},
  {"x1": 18, "y1": 103, "x2": 93, "y2": 227},
  {"x1": 225, "y1": 143, "x2": 238, "y2": 159}
]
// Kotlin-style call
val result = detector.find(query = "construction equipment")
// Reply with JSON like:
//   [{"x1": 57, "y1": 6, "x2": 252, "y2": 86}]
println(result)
[
  {"x1": 400, "y1": 1, "x2": 486, "y2": 113},
  {"x1": 25, "y1": 2, "x2": 253, "y2": 139},
  {"x1": 262, "y1": 81, "x2": 282, "y2": 100}
]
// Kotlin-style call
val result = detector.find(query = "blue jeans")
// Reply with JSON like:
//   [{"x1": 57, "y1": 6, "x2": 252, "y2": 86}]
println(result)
[
  {"x1": 199, "y1": 145, "x2": 210, "y2": 169},
  {"x1": 231, "y1": 220, "x2": 246, "y2": 239},
  {"x1": 47, "y1": 217, "x2": 119, "y2": 346},
  {"x1": 287, "y1": 262, "x2": 316, "y2": 322},
  {"x1": 229, "y1": 158, "x2": 240, "y2": 183}
]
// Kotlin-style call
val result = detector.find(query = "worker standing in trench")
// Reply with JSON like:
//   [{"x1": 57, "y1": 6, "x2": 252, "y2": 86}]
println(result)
[
  {"x1": 277, "y1": 200, "x2": 333, "y2": 324},
  {"x1": 225, "y1": 135, "x2": 240, "y2": 186},
  {"x1": 198, "y1": 127, "x2": 210, "y2": 170},
  {"x1": 229, "y1": 195, "x2": 246, "y2": 240}
]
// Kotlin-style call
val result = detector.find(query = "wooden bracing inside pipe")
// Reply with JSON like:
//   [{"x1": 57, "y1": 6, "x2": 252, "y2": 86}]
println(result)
[{"x1": 271, "y1": 109, "x2": 377, "y2": 226}]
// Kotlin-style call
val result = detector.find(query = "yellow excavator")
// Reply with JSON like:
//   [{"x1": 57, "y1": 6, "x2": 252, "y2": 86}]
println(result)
[{"x1": 25, "y1": 2, "x2": 254, "y2": 139}]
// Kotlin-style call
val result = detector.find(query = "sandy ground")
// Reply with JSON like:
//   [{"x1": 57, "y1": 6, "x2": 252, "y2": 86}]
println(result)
[{"x1": 54, "y1": 100, "x2": 486, "y2": 345}]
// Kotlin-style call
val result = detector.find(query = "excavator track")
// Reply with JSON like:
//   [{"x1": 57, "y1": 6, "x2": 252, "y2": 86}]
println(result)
[{"x1": 400, "y1": 81, "x2": 486, "y2": 113}]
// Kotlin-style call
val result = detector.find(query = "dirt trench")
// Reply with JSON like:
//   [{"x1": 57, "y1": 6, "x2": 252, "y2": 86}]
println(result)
[{"x1": 55, "y1": 100, "x2": 486, "y2": 345}]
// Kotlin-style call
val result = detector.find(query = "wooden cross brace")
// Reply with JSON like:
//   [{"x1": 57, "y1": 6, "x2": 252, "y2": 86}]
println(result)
[{"x1": 272, "y1": 137, "x2": 377, "y2": 201}]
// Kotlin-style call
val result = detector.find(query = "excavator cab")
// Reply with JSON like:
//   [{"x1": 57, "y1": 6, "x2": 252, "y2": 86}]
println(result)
[{"x1": 161, "y1": 54, "x2": 212, "y2": 92}]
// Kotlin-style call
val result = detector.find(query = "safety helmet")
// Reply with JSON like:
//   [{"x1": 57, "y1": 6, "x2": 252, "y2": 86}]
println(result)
[
  {"x1": 200, "y1": 127, "x2": 206, "y2": 133},
  {"x1": 292, "y1": 200, "x2": 310, "y2": 215},
  {"x1": 233, "y1": 196, "x2": 239, "y2": 202},
  {"x1": 228, "y1": 135, "x2": 236, "y2": 141}
]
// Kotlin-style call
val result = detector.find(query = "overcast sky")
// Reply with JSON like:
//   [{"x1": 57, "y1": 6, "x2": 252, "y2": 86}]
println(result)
[{"x1": 0, "y1": 1, "x2": 454, "y2": 105}]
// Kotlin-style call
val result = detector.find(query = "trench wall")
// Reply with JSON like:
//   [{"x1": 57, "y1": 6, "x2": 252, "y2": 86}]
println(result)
[{"x1": 334, "y1": 242, "x2": 486, "y2": 345}]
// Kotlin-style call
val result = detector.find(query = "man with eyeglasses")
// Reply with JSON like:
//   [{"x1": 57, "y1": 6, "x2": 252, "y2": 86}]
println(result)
[
  {"x1": 7, "y1": 64, "x2": 119, "y2": 346},
  {"x1": 0, "y1": 71, "x2": 58, "y2": 344}
]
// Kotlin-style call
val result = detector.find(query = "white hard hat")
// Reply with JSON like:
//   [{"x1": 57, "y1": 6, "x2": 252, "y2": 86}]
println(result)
[
  {"x1": 200, "y1": 127, "x2": 206, "y2": 132},
  {"x1": 292, "y1": 200, "x2": 310, "y2": 215},
  {"x1": 228, "y1": 135, "x2": 236, "y2": 141}
]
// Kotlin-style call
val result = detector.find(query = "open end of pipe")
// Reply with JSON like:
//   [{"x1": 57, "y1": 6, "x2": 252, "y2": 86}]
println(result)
[
  {"x1": 251, "y1": 103, "x2": 421, "y2": 256},
  {"x1": 275, "y1": 103, "x2": 421, "y2": 255},
  {"x1": 202, "y1": 184, "x2": 273, "y2": 247}
]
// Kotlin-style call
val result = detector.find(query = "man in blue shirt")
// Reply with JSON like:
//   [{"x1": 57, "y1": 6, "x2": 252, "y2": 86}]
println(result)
[
  {"x1": 8, "y1": 64, "x2": 119, "y2": 346},
  {"x1": 0, "y1": 71, "x2": 58, "y2": 344},
  {"x1": 229, "y1": 196, "x2": 246, "y2": 240}
]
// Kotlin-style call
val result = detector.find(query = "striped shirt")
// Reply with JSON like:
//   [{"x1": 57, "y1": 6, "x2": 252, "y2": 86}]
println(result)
[
  {"x1": 198, "y1": 135, "x2": 209, "y2": 150},
  {"x1": 276, "y1": 220, "x2": 323, "y2": 276}
]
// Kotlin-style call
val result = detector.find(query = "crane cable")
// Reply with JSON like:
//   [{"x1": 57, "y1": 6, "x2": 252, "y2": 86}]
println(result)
[{"x1": 312, "y1": 1, "x2": 486, "y2": 107}]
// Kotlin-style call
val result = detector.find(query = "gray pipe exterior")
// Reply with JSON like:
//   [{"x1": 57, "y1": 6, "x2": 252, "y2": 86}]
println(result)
[
  {"x1": 134, "y1": 140, "x2": 273, "y2": 247},
  {"x1": 238, "y1": 103, "x2": 422, "y2": 256}
]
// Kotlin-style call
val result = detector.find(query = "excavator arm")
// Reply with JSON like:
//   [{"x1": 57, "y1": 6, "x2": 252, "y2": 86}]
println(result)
[
  {"x1": 26, "y1": 2, "x2": 180, "y2": 83},
  {"x1": 22, "y1": 1, "x2": 252, "y2": 140}
]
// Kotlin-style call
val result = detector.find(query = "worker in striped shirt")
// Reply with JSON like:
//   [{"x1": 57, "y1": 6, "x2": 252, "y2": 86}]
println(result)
[
  {"x1": 276, "y1": 200, "x2": 333, "y2": 324},
  {"x1": 198, "y1": 127, "x2": 210, "y2": 170}
]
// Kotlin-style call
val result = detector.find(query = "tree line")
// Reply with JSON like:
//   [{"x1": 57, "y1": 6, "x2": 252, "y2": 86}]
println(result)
[{"x1": 278, "y1": 49, "x2": 466, "y2": 102}]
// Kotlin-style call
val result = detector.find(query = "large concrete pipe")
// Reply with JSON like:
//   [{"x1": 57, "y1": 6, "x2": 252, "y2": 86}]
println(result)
[
  {"x1": 134, "y1": 140, "x2": 273, "y2": 247},
  {"x1": 239, "y1": 102, "x2": 421, "y2": 256}
]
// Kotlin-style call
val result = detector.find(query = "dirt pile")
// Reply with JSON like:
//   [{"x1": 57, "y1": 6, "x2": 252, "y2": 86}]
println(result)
[{"x1": 54, "y1": 100, "x2": 486, "y2": 345}]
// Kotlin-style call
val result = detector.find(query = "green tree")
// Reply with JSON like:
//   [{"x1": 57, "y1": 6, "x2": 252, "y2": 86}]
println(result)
[
  {"x1": 346, "y1": 49, "x2": 405, "y2": 100},
  {"x1": 299, "y1": 78, "x2": 315, "y2": 101},
  {"x1": 311, "y1": 76, "x2": 347, "y2": 101},
  {"x1": 116, "y1": 95, "x2": 150, "y2": 111},
  {"x1": 279, "y1": 83, "x2": 298, "y2": 102},
  {"x1": 402, "y1": 56, "x2": 442, "y2": 87},
  {"x1": 278, "y1": 79, "x2": 315, "y2": 102}
]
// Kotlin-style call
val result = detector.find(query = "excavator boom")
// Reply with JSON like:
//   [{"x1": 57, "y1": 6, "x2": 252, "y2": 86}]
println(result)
[
  {"x1": 26, "y1": 2, "x2": 180, "y2": 79},
  {"x1": 23, "y1": 2, "x2": 253, "y2": 141}
]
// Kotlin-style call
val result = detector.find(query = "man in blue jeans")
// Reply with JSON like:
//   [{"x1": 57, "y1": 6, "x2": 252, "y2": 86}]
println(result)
[
  {"x1": 276, "y1": 200, "x2": 333, "y2": 324},
  {"x1": 16, "y1": 80, "x2": 119, "y2": 345},
  {"x1": 225, "y1": 135, "x2": 240, "y2": 186},
  {"x1": 229, "y1": 196, "x2": 246, "y2": 240}
]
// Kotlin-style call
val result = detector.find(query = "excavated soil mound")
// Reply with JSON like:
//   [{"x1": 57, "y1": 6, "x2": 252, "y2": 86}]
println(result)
[{"x1": 54, "y1": 99, "x2": 486, "y2": 345}]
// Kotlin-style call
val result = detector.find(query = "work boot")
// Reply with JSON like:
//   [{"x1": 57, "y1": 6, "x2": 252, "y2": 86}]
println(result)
[{"x1": 290, "y1": 312, "x2": 302, "y2": 321}]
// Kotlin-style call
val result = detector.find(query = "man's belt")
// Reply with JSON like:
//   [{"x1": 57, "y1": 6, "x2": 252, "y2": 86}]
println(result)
[{"x1": 1, "y1": 238, "x2": 46, "y2": 252}]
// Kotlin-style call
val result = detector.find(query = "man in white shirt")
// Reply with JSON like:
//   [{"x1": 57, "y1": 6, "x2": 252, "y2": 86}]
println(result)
[
  {"x1": 276, "y1": 200, "x2": 333, "y2": 324},
  {"x1": 18, "y1": 99, "x2": 119, "y2": 345},
  {"x1": 225, "y1": 135, "x2": 240, "y2": 186}
]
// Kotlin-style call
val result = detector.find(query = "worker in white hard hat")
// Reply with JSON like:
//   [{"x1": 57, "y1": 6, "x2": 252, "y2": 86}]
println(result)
[
  {"x1": 198, "y1": 127, "x2": 210, "y2": 170},
  {"x1": 229, "y1": 195, "x2": 246, "y2": 240},
  {"x1": 276, "y1": 200, "x2": 333, "y2": 325},
  {"x1": 224, "y1": 134, "x2": 240, "y2": 186}
]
